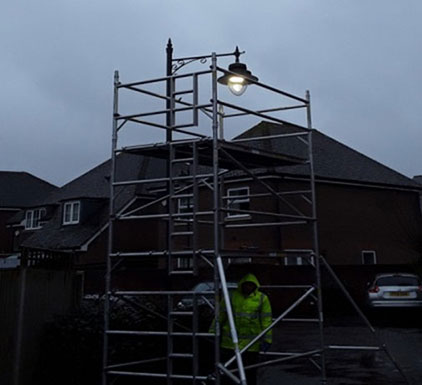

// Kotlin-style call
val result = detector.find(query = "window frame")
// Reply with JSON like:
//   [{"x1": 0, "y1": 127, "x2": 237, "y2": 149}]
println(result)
[
  {"x1": 63, "y1": 201, "x2": 81, "y2": 225},
  {"x1": 284, "y1": 255, "x2": 315, "y2": 266},
  {"x1": 25, "y1": 208, "x2": 46, "y2": 230},
  {"x1": 177, "y1": 257, "x2": 193, "y2": 269},
  {"x1": 177, "y1": 197, "x2": 193, "y2": 214},
  {"x1": 226, "y1": 187, "x2": 250, "y2": 218},
  {"x1": 361, "y1": 250, "x2": 377, "y2": 265}
]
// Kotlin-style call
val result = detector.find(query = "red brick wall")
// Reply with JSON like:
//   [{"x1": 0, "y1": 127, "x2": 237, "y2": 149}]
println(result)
[
  {"x1": 282, "y1": 182, "x2": 422, "y2": 265},
  {"x1": 74, "y1": 179, "x2": 422, "y2": 294}
]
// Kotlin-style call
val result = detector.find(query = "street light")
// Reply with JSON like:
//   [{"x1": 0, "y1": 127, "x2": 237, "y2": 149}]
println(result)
[
  {"x1": 217, "y1": 46, "x2": 259, "y2": 96},
  {"x1": 167, "y1": 40, "x2": 258, "y2": 97}
]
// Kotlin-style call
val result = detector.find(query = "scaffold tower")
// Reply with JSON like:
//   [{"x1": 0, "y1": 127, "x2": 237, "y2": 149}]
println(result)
[{"x1": 102, "y1": 40, "x2": 410, "y2": 385}]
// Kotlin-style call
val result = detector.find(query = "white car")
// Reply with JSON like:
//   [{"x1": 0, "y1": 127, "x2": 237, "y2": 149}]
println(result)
[{"x1": 366, "y1": 273, "x2": 422, "y2": 308}]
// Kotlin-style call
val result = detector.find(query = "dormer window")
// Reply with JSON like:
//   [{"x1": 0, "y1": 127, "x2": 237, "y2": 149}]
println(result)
[
  {"x1": 25, "y1": 208, "x2": 46, "y2": 230},
  {"x1": 63, "y1": 201, "x2": 80, "y2": 225}
]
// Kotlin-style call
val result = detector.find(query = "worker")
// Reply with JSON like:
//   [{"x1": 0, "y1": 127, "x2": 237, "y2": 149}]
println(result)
[{"x1": 210, "y1": 273, "x2": 272, "y2": 385}]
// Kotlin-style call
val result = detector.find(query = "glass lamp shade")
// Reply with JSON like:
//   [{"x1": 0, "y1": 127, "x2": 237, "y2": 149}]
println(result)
[
  {"x1": 227, "y1": 76, "x2": 247, "y2": 96},
  {"x1": 217, "y1": 62, "x2": 258, "y2": 96}
]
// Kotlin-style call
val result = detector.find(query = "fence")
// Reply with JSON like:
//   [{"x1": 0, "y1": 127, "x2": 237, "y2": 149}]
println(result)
[{"x1": 0, "y1": 268, "x2": 78, "y2": 385}]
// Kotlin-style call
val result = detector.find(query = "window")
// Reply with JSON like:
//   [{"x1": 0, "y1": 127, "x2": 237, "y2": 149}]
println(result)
[
  {"x1": 362, "y1": 250, "x2": 377, "y2": 265},
  {"x1": 376, "y1": 275, "x2": 420, "y2": 287},
  {"x1": 177, "y1": 197, "x2": 193, "y2": 214},
  {"x1": 25, "y1": 208, "x2": 46, "y2": 230},
  {"x1": 284, "y1": 255, "x2": 315, "y2": 266},
  {"x1": 177, "y1": 257, "x2": 193, "y2": 269},
  {"x1": 228, "y1": 257, "x2": 252, "y2": 265},
  {"x1": 227, "y1": 187, "x2": 250, "y2": 218},
  {"x1": 175, "y1": 197, "x2": 193, "y2": 225},
  {"x1": 63, "y1": 201, "x2": 80, "y2": 225}
]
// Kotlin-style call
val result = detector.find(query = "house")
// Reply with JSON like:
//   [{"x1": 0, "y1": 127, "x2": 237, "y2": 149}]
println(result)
[
  {"x1": 14, "y1": 122, "x2": 422, "y2": 293},
  {"x1": 0, "y1": 171, "x2": 57, "y2": 258},
  {"x1": 236, "y1": 122, "x2": 422, "y2": 266}
]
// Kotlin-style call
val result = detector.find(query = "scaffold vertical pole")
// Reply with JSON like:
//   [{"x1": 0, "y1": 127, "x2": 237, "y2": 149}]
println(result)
[
  {"x1": 211, "y1": 52, "x2": 247, "y2": 385},
  {"x1": 306, "y1": 90, "x2": 327, "y2": 384},
  {"x1": 103, "y1": 70, "x2": 120, "y2": 385}
]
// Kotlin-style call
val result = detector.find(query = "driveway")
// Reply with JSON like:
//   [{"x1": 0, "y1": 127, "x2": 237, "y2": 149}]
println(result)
[{"x1": 259, "y1": 316, "x2": 422, "y2": 385}]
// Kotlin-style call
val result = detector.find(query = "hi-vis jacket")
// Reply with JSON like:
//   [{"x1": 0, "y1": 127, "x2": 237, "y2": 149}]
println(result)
[{"x1": 211, "y1": 273, "x2": 272, "y2": 352}]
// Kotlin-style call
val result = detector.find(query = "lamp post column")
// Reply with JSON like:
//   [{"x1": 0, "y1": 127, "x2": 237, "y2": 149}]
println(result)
[{"x1": 166, "y1": 39, "x2": 173, "y2": 142}]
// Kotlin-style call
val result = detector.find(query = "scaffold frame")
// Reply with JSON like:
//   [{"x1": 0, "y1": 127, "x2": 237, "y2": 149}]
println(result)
[{"x1": 103, "y1": 41, "x2": 410, "y2": 385}]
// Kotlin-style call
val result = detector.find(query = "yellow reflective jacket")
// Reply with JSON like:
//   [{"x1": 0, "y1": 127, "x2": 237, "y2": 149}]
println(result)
[{"x1": 211, "y1": 273, "x2": 272, "y2": 352}]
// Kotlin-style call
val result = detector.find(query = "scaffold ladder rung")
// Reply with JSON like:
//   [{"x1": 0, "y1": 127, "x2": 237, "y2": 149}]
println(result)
[
  {"x1": 169, "y1": 311, "x2": 194, "y2": 316},
  {"x1": 171, "y1": 231, "x2": 194, "y2": 236},
  {"x1": 172, "y1": 157, "x2": 194, "y2": 163},
  {"x1": 172, "y1": 193, "x2": 194, "y2": 199},
  {"x1": 169, "y1": 270, "x2": 195, "y2": 275},
  {"x1": 169, "y1": 353, "x2": 194, "y2": 358}
]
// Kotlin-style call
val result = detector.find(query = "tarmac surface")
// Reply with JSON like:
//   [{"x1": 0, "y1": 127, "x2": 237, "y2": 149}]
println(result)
[{"x1": 257, "y1": 313, "x2": 422, "y2": 385}]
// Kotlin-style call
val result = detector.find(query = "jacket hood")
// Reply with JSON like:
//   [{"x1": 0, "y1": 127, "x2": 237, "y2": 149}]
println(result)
[{"x1": 237, "y1": 273, "x2": 260, "y2": 291}]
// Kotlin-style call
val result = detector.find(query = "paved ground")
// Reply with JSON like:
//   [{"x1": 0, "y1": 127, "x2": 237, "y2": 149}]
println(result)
[{"x1": 258, "y1": 314, "x2": 422, "y2": 385}]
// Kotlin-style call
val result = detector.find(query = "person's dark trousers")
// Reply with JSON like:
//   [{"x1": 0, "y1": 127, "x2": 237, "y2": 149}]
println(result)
[{"x1": 219, "y1": 348, "x2": 259, "y2": 385}]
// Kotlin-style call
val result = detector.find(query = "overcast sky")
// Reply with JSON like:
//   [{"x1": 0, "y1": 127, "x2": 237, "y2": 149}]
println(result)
[{"x1": 1, "y1": 1, "x2": 421, "y2": 187}]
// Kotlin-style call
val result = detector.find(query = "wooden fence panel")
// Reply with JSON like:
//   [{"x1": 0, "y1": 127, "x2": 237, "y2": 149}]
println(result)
[
  {"x1": 0, "y1": 268, "x2": 77, "y2": 385},
  {"x1": 0, "y1": 270, "x2": 20, "y2": 385}
]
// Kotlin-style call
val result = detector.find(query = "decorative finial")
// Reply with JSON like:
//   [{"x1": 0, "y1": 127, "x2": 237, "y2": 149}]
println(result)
[{"x1": 234, "y1": 46, "x2": 241, "y2": 63}]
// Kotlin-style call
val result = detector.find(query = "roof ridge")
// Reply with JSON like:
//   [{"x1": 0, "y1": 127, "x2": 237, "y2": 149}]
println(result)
[{"x1": 0, "y1": 170, "x2": 58, "y2": 188}]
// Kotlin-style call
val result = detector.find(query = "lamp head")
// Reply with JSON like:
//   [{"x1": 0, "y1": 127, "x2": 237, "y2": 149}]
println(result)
[{"x1": 217, "y1": 47, "x2": 258, "y2": 96}]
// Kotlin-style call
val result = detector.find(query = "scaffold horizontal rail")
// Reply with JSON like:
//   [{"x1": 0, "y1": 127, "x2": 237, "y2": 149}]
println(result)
[
  {"x1": 232, "y1": 131, "x2": 310, "y2": 144},
  {"x1": 169, "y1": 311, "x2": 194, "y2": 316},
  {"x1": 113, "y1": 290, "x2": 215, "y2": 295},
  {"x1": 328, "y1": 345, "x2": 381, "y2": 351},
  {"x1": 119, "y1": 138, "x2": 305, "y2": 169},
  {"x1": 221, "y1": 207, "x2": 314, "y2": 220},
  {"x1": 242, "y1": 349, "x2": 323, "y2": 371},
  {"x1": 217, "y1": 99, "x2": 298, "y2": 127},
  {"x1": 169, "y1": 353, "x2": 194, "y2": 358},
  {"x1": 112, "y1": 173, "x2": 214, "y2": 186},
  {"x1": 107, "y1": 330, "x2": 213, "y2": 337},
  {"x1": 171, "y1": 231, "x2": 194, "y2": 236},
  {"x1": 216, "y1": 65, "x2": 309, "y2": 103},
  {"x1": 225, "y1": 220, "x2": 308, "y2": 228},
  {"x1": 109, "y1": 250, "x2": 197, "y2": 258},
  {"x1": 224, "y1": 104, "x2": 308, "y2": 118},
  {"x1": 281, "y1": 318, "x2": 320, "y2": 323},
  {"x1": 169, "y1": 270, "x2": 195, "y2": 275},
  {"x1": 117, "y1": 211, "x2": 213, "y2": 220},
  {"x1": 107, "y1": 370, "x2": 208, "y2": 380},
  {"x1": 115, "y1": 103, "x2": 212, "y2": 121},
  {"x1": 106, "y1": 357, "x2": 167, "y2": 370},
  {"x1": 117, "y1": 69, "x2": 212, "y2": 88}
]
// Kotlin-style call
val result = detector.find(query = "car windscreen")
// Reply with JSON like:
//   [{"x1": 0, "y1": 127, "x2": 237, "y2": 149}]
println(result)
[
  {"x1": 194, "y1": 283, "x2": 214, "y2": 292},
  {"x1": 376, "y1": 276, "x2": 420, "y2": 287}
]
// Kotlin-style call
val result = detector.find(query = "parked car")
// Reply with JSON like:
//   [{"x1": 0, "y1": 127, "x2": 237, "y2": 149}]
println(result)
[
  {"x1": 366, "y1": 273, "x2": 422, "y2": 308},
  {"x1": 0, "y1": 255, "x2": 20, "y2": 269},
  {"x1": 177, "y1": 281, "x2": 237, "y2": 311}
]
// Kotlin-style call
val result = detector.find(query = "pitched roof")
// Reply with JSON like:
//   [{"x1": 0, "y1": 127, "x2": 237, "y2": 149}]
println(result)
[
  {"x1": 0, "y1": 171, "x2": 57, "y2": 208},
  {"x1": 21, "y1": 153, "x2": 166, "y2": 250},
  {"x1": 413, "y1": 176, "x2": 422, "y2": 186},
  {"x1": 236, "y1": 122, "x2": 421, "y2": 189},
  {"x1": 21, "y1": 121, "x2": 420, "y2": 251}
]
